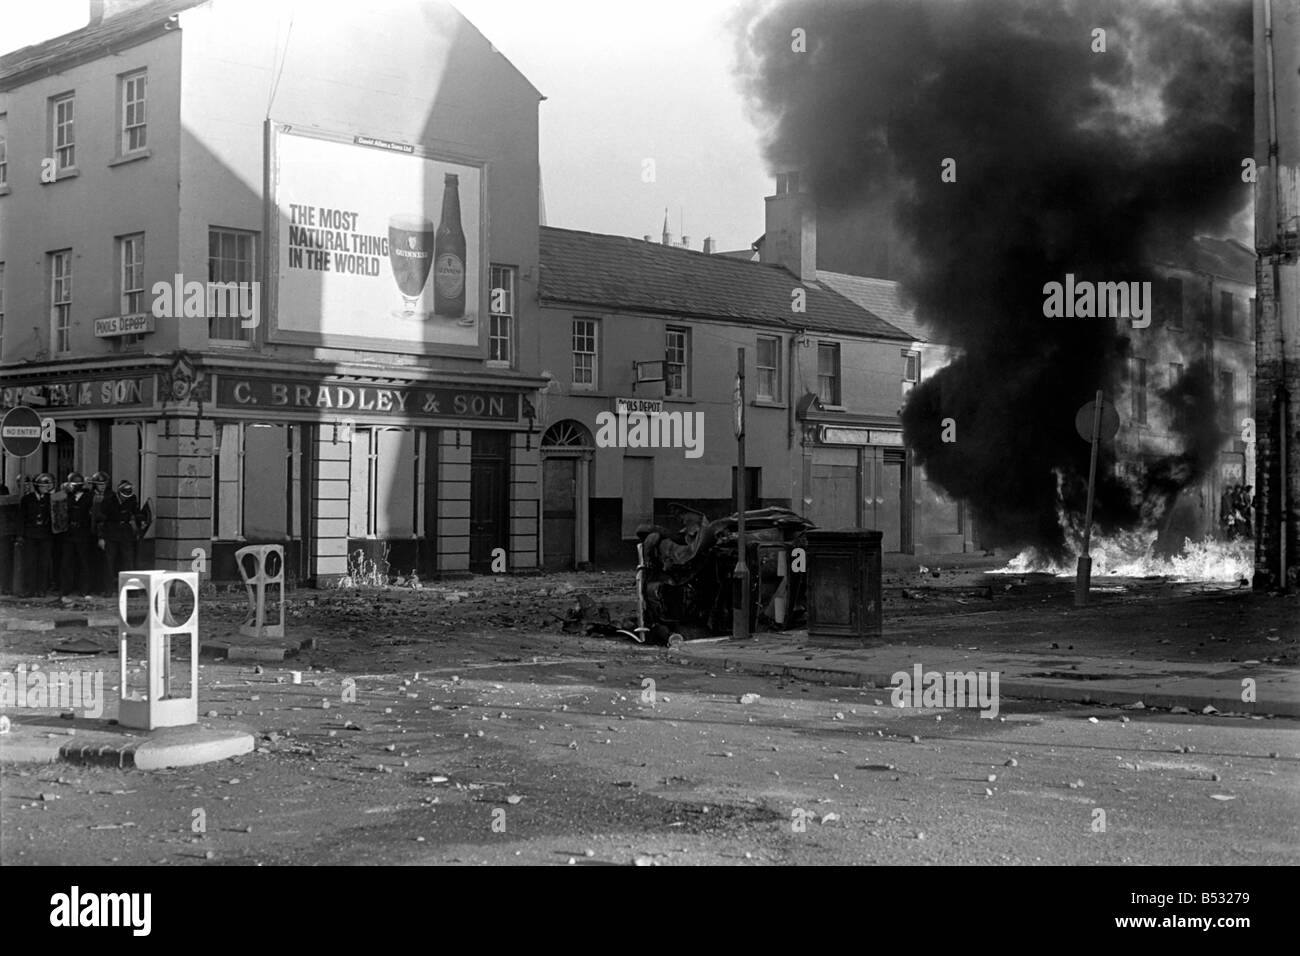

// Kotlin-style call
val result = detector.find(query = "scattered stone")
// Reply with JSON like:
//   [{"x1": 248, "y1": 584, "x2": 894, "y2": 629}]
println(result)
[
  {"x1": 910, "y1": 735, "x2": 921, "y2": 744},
  {"x1": 507, "y1": 795, "x2": 523, "y2": 805},
  {"x1": 1209, "y1": 794, "x2": 1236, "y2": 801},
  {"x1": 738, "y1": 693, "x2": 761, "y2": 705},
  {"x1": 1170, "y1": 706, "x2": 1190, "y2": 715},
  {"x1": 1202, "y1": 705, "x2": 1219, "y2": 715},
  {"x1": 1004, "y1": 758, "x2": 1018, "y2": 767},
  {"x1": 205, "y1": 710, "x2": 218, "y2": 718},
  {"x1": 987, "y1": 774, "x2": 997, "y2": 783}
]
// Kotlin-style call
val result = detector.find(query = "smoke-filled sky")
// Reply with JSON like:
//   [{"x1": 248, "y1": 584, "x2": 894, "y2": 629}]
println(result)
[{"x1": 736, "y1": 0, "x2": 1253, "y2": 555}]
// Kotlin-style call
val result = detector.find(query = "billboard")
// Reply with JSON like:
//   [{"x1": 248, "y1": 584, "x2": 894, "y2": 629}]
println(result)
[{"x1": 269, "y1": 125, "x2": 485, "y2": 354}]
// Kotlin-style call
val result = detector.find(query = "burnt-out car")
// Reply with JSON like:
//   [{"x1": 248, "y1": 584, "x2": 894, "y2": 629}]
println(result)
[{"x1": 636, "y1": 504, "x2": 813, "y2": 636}]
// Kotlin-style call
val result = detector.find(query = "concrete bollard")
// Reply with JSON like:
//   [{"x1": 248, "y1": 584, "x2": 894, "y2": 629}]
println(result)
[
  {"x1": 235, "y1": 544, "x2": 285, "y2": 639},
  {"x1": 117, "y1": 570, "x2": 200, "y2": 730}
]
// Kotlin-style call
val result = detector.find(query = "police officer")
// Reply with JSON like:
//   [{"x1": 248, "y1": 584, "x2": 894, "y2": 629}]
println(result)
[
  {"x1": 88, "y1": 471, "x2": 111, "y2": 594},
  {"x1": 99, "y1": 479, "x2": 142, "y2": 585},
  {"x1": 60, "y1": 472, "x2": 96, "y2": 598},
  {"x1": 17, "y1": 473, "x2": 58, "y2": 597}
]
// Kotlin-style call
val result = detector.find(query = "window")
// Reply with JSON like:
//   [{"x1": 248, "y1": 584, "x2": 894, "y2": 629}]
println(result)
[
  {"x1": 665, "y1": 326, "x2": 689, "y2": 395},
  {"x1": 120, "y1": 70, "x2": 147, "y2": 154},
  {"x1": 1131, "y1": 357, "x2": 1147, "y2": 424},
  {"x1": 0, "y1": 262, "x2": 5, "y2": 357},
  {"x1": 50, "y1": 250, "x2": 72, "y2": 353},
  {"x1": 208, "y1": 227, "x2": 257, "y2": 341},
  {"x1": 213, "y1": 422, "x2": 301, "y2": 541},
  {"x1": 572, "y1": 318, "x2": 597, "y2": 386},
  {"x1": 52, "y1": 94, "x2": 75, "y2": 171},
  {"x1": 349, "y1": 427, "x2": 418, "y2": 537},
  {"x1": 1219, "y1": 291, "x2": 1234, "y2": 337},
  {"x1": 0, "y1": 113, "x2": 7, "y2": 186},
  {"x1": 817, "y1": 342, "x2": 841, "y2": 405},
  {"x1": 1169, "y1": 362, "x2": 1184, "y2": 388},
  {"x1": 1161, "y1": 277, "x2": 1183, "y2": 329},
  {"x1": 489, "y1": 264, "x2": 515, "y2": 364},
  {"x1": 119, "y1": 234, "x2": 145, "y2": 314},
  {"x1": 902, "y1": 349, "x2": 920, "y2": 398},
  {"x1": 1219, "y1": 370, "x2": 1235, "y2": 431},
  {"x1": 756, "y1": 335, "x2": 781, "y2": 401}
]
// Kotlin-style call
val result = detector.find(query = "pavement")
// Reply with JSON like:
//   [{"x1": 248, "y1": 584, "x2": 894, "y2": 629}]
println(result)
[
  {"x1": 1, "y1": 714, "x2": 254, "y2": 770},
  {"x1": 674, "y1": 632, "x2": 1300, "y2": 718}
]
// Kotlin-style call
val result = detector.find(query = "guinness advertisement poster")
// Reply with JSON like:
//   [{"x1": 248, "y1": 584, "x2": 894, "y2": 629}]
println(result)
[{"x1": 270, "y1": 125, "x2": 484, "y2": 354}]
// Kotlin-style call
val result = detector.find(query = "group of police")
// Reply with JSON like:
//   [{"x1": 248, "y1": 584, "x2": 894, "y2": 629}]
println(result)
[{"x1": 0, "y1": 471, "x2": 148, "y2": 599}]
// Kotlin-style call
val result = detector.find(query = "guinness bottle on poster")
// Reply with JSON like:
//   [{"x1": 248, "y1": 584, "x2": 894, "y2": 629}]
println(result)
[{"x1": 434, "y1": 173, "x2": 467, "y2": 319}]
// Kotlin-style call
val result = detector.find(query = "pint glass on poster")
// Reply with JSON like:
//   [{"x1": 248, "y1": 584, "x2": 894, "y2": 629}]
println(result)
[{"x1": 387, "y1": 215, "x2": 435, "y2": 318}]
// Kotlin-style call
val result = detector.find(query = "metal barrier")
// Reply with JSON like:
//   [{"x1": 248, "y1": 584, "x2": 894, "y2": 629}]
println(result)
[
  {"x1": 117, "y1": 570, "x2": 199, "y2": 730},
  {"x1": 235, "y1": 544, "x2": 285, "y2": 638}
]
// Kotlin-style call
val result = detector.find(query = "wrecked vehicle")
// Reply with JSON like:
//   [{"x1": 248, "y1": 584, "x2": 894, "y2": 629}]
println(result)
[{"x1": 637, "y1": 504, "x2": 813, "y2": 636}]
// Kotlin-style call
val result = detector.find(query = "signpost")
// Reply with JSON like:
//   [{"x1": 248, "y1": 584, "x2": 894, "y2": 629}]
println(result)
[
  {"x1": 732, "y1": 348, "x2": 751, "y2": 639},
  {"x1": 1074, "y1": 392, "x2": 1119, "y2": 607},
  {"x1": 1, "y1": 405, "x2": 43, "y2": 459}
]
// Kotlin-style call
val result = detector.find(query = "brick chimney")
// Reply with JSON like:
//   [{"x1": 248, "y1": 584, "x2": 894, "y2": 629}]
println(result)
[
  {"x1": 762, "y1": 171, "x2": 817, "y2": 283},
  {"x1": 703, "y1": 237, "x2": 715, "y2": 254}
]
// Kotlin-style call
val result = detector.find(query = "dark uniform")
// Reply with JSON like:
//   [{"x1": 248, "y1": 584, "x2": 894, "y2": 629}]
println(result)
[
  {"x1": 18, "y1": 474, "x2": 57, "y2": 597},
  {"x1": 61, "y1": 474, "x2": 97, "y2": 597},
  {"x1": 99, "y1": 481, "x2": 142, "y2": 587},
  {"x1": 88, "y1": 472, "x2": 111, "y2": 593}
]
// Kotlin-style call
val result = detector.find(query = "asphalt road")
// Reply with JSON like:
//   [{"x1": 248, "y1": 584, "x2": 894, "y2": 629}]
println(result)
[{"x1": 3, "y1": 628, "x2": 1296, "y2": 865}]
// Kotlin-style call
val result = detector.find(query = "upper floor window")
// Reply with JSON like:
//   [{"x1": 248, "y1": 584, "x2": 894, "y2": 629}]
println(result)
[
  {"x1": 1131, "y1": 357, "x2": 1147, "y2": 425},
  {"x1": 756, "y1": 334, "x2": 781, "y2": 401},
  {"x1": 572, "y1": 318, "x2": 598, "y2": 387},
  {"x1": 489, "y1": 264, "x2": 515, "y2": 365},
  {"x1": 0, "y1": 113, "x2": 8, "y2": 186},
  {"x1": 120, "y1": 70, "x2": 147, "y2": 154},
  {"x1": 1219, "y1": 369, "x2": 1236, "y2": 431},
  {"x1": 902, "y1": 349, "x2": 920, "y2": 398},
  {"x1": 51, "y1": 93, "x2": 75, "y2": 171},
  {"x1": 119, "y1": 234, "x2": 145, "y2": 314},
  {"x1": 50, "y1": 250, "x2": 73, "y2": 354},
  {"x1": 1218, "y1": 291, "x2": 1235, "y2": 337},
  {"x1": 208, "y1": 227, "x2": 257, "y2": 342},
  {"x1": 665, "y1": 326, "x2": 690, "y2": 395},
  {"x1": 1160, "y1": 277, "x2": 1183, "y2": 330},
  {"x1": 817, "y1": 342, "x2": 841, "y2": 406}
]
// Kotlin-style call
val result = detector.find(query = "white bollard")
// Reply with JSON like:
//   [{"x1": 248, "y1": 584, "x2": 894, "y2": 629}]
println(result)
[
  {"x1": 117, "y1": 570, "x2": 199, "y2": 730},
  {"x1": 235, "y1": 544, "x2": 285, "y2": 639}
]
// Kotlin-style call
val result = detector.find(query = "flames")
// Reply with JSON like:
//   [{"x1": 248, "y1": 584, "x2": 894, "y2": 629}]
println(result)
[{"x1": 998, "y1": 532, "x2": 1253, "y2": 583}]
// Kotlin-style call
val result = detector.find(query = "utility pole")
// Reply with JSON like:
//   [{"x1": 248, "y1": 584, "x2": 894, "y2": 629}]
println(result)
[
  {"x1": 1253, "y1": 0, "x2": 1300, "y2": 592},
  {"x1": 733, "y1": 348, "x2": 751, "y2": 639}
]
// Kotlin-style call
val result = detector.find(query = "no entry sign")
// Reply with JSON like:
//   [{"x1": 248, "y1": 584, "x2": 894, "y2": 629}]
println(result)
[{"x1": 1, "y1": 405, "x2": 43, "y2": 458}]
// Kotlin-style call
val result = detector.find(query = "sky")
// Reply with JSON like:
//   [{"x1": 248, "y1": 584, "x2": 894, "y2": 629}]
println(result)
[{"x1": 0, "y1": 0, "x2": 773, "y2": 253}]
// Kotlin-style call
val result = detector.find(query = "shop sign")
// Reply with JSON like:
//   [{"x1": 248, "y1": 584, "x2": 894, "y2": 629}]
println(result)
[
  {"x1": 614, "y1": 397, "x2": 663, "y2": 415},
  {"x1": 1, "y1": 378, "x2": 153, "y2": 410},
  {"x1": 94, "y1": 313, "x2": 156, "y2": 338},
  {"x1": 820, "y1": 426, "x2": 905, "y2": 446},
  {"x1": 216, "y1": 377, "x2": 520, "y2": 421}
]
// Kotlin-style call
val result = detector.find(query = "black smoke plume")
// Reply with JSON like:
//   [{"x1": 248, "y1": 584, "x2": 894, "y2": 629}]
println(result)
[{"x1": 734, "y1": 0, "x2": 1252, "y2": 556}]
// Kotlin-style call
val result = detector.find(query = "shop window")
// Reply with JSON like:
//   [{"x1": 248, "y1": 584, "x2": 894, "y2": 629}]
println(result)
[
  {"x1": 213, "y1": 423, "x2": 299, "y2": 540},
  {"x1": 349, "y1": 427, "x2": 417, "y2": 537}
]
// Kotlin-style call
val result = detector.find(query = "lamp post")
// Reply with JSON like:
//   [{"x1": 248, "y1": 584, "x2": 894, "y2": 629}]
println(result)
[{"x1": 733, "y1": 348, "x2": 751, "y2": 639}]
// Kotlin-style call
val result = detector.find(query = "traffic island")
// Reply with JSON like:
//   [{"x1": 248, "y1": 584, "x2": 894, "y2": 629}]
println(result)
[{"x1": 0, "y1": 714, "x2": 254, "y2": 769}]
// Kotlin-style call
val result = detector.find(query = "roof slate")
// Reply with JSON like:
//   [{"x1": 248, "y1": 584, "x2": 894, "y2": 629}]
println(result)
[{"x1": 539, "y1": 226, "x2": 913, "y2": 340}]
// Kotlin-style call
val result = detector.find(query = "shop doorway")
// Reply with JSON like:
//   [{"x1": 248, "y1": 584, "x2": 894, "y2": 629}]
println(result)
[{"x1": 469, "y1": 431, "x2": 509, "y2": 572}]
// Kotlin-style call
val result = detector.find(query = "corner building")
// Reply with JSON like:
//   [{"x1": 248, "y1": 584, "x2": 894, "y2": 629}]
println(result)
[{"x1": 0, "y1": 0, "x2": 547, "y2": 583}]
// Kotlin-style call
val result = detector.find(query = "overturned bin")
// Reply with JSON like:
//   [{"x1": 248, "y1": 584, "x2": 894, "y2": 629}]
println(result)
[{"x1": 806, "y1": 529, "x2": 882, "y2": 643}]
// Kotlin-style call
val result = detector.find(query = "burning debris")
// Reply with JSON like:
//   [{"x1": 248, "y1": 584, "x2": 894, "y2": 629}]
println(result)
[{"x1": 735, "y1": 0, "x2": 1254, "y2": 561}]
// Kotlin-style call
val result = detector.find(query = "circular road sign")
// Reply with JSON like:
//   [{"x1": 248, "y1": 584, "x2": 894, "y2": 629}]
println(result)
[
  {"x1": 0, "y1": 405, "x2": 43, "y2": 458},
  {"x1": 1074, "y1": 398, "x2": 1120, "y2": 445}
]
